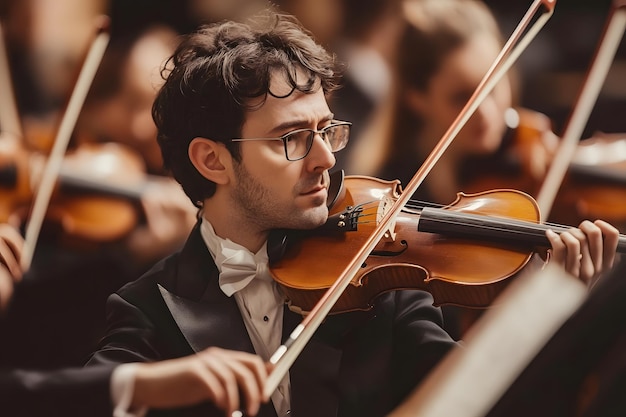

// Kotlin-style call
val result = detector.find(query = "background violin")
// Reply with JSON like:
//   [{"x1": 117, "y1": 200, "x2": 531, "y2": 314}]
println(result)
[
  {"x1": 461, "y1": 107, "x2": 626, "y2": 231},
  {"x1": 553, "y1": 132, "x2": 626, "y2": 227},
  {"x1": 0, "y1": 135, "x2": 188, "y2": 245}
]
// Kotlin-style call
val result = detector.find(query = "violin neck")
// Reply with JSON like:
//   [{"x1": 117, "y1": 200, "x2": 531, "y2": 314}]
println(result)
[
  {"x1": 57, "y1": 168, "x2": 147, "y2": 201},
  {"x1": 417, "y1": 207, "x2": 626, "y2": 253},
  {"x1": 0, "y1": 162, "x2": 149, "y2": 201},
  {"x1": 568, "y1": 163, "x2": 626, "y2": 186}
]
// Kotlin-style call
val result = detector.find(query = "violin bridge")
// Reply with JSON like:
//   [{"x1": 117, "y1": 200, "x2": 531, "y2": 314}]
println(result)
[{"x1": 379, "y1": 196, "x2": 397, "y2": 242}]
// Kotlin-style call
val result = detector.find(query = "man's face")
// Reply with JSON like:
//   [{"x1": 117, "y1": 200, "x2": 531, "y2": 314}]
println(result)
[{"x1": 229, "y1": 73, "x2": 337, "y2": 232}]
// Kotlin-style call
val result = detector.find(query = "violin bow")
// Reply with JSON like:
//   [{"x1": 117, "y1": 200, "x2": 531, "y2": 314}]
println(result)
[
  {"x1": 0, "y1": 21, "x2": 23, "y2": 141},
  {"x1": 536, "y1": 0, "x2": 626, "y2": 217},
  {"x1": 263, "y1": 0, "x2": 557, "y2": 400},
  {"x1": 20, "y1": 17, "x2": 110, "y2": 270}
]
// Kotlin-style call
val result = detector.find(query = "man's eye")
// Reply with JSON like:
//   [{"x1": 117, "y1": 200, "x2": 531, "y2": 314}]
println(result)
[{"x1": 286, "y1": 131, "x2": 307, "y2": 142}]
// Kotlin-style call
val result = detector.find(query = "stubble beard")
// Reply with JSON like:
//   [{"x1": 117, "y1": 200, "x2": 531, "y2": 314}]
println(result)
[{"x1": 231, "y1": 161, "x2": 329, "y2": 231}]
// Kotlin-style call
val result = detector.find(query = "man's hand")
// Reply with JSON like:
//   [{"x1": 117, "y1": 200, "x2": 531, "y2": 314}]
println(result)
[
  {"x1": 132, "y1": 347, "x2": 270, "y2": 416},
  {"x1": 546, "y1": 219, "x2": 619, "y2": 287},
  {"x1": 0, "y1": 223, "x2": 24, "y2": 312}
]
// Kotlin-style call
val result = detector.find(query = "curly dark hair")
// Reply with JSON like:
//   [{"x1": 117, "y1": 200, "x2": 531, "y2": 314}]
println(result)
[{"x1": 152, "y1": 10, "x2": 342, "y2": 206}]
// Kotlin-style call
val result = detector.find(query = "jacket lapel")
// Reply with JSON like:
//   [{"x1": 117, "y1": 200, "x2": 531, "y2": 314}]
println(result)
[
  {"x1": 159, "y1": 224, "x2": 346, "y2": 417},
  {"x1": 158, "y1": 224, "x2": 255, "y2": 354},
  {"x1": 158, "y1": 284, "x2": 254, "y2": 353}
]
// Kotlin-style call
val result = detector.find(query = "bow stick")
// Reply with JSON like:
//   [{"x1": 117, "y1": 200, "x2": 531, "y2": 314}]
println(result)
[
  {"x1": 536, "y1": 0, "x2": 626, "y2": 217},
  {"x1": 263, "y1": 0, "x2": 557, "y2": 400},
  {"x1": 20, "y1": 16, "x2": 110, "y2": 270}
]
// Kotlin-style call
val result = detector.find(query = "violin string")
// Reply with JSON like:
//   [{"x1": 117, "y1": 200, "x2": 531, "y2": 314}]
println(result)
[
  {"x1": 415, "y1": 214, "x2": 568, "y2": 237},
  {"x1": 402, "y1": 198, "x2": 573, "y2": 229},
  {"x1": 349, "y1": 198, "x2": 573, "y2": 241}
]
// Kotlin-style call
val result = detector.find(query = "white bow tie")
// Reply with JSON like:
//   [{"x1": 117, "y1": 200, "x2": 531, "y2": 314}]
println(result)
[
  {"x1": 200, "y1": 219, "x2": 270, "y2": 297},
  {"x1": 216, "y1": 245, "x2": 270, "y2": 297}
]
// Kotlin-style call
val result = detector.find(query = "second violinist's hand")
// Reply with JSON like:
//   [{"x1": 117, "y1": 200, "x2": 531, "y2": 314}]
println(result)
[
  {"x1": 522, "y1": 128, "x2": 559, "y2": 181},
  {"x1": 546, "y1": 219, "x2": 619, "y2": 287},
  {"x1": 132, "y1": 347, "x2": 270, "y2": 416},
  {"x1": 0, "y1": 223, "x2": 24, "y2": 313},
  {"x1": 127, "y1": 177, "x2": 198, "y2": 262}
]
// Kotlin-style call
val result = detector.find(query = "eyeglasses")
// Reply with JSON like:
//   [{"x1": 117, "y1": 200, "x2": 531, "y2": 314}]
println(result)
[{"x1": 230, "y1": 120, "x2": 352, "y2": 161}]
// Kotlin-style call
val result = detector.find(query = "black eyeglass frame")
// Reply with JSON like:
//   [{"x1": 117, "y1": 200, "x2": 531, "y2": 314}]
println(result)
[{"x1": 230, "y1": 120, "x2": 352, "y2": 161}]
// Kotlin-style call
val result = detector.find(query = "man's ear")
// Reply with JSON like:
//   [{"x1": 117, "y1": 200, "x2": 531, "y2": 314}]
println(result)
[{"x1": 188, "y1": 137, "x2": 231, "y2": 184}]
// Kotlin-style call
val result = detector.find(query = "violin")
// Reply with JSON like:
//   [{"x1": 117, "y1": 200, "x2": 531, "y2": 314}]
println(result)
[
  {"x1": 552, "y1": 133, "x2": 626, "y2": 227},
  {"x1": 462, "y1": 108, "x2": 626, "y2": 231},
  {"x1": 0, "y1": 136, "x2": 168, "y2": 244},
  {"x1": 268, "y1": 172, "x2": 626, "y2": 314}
]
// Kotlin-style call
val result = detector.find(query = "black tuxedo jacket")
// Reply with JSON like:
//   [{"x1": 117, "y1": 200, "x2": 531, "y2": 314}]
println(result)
[
  {"x1": 87, "y1": 224, "x2": 456, "y2": 417},
  {"x1": 0, "y1": 364, "x2": 115, "y2": 417}
]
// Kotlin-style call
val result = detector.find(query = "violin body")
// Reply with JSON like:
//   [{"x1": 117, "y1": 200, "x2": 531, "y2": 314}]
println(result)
[
  {"x1": 0, "y1": 138, "x2": 146, "y2": 244},
  {"x1": 553, "y1": 134, "x2": 626, "y2": 228},
  {"x1": 270, "y1": 176, "x2": 543, "y2": 315}
]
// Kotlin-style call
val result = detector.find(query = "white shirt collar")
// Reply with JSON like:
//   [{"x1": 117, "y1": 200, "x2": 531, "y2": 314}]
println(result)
[{"x1": 199, "y1": 218, "x2": 270, "y2": 296}]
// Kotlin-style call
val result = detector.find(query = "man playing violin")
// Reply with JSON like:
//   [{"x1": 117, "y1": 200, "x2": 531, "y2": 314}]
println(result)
[{"x1": 86, "y1": 9, "x2": 620, "y2": 417}]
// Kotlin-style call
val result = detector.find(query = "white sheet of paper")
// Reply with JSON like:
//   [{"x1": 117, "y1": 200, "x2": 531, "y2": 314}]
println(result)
[{"x1": 388, "y1": 264, "x2": 587, "y2": 417}]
